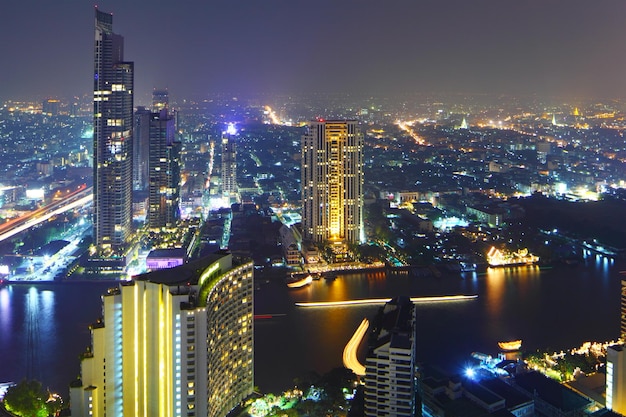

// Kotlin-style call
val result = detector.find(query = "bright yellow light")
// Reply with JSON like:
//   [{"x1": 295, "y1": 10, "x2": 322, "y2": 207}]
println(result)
[{"x1": 343, "y1": 319, "x2": 369, "y2": 376}]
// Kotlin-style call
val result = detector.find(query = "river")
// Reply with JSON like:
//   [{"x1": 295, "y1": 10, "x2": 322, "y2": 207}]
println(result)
[{"x1": 0, "y1": 253, "x2": 622, "y2": 397}]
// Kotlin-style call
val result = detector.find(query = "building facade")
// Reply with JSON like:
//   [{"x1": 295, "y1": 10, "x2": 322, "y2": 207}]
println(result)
[
  {"x1": 148, "y1": 109, "x2": 181, "y2": 228},
  {"x1": 93, "y1": 8, "x2": 134, "y2": 252},
  {"x1": 606, "y1": 279, "x2": 626, "y2": 415},
  {"x1": 606, "y1": 345, "x2": 626, "y2": 414},
  {"x1": 301, "y1": 120, "x2": 364, "y2": 247},
  {"x1": 221, "y1": 124, "x2": 237, "y2": 200},
  {"x1": 364, "y1": 297, "x2": 416, "y2": 417},
  {"x1": 133, "y1": 107, "x2": 151, "y2": 192},
  {"x1": 70, "y1": 253, "x2": 254, "y2": 417},
  {"x1": 620, "y1": 279, "x2": 626, "y2": 343},
  {"x1": 152, "y1": 89, "x2": 169, "y2": 112}
]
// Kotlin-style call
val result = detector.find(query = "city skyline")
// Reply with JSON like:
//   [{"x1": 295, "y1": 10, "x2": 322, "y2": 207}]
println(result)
[{"x1": 3, "y1": 1, "x2": 626, "y2": 102}]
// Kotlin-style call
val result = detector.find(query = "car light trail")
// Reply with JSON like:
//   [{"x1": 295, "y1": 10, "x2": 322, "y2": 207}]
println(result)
[
  {"x1": 264, "y1": 105, "x2": 282, "y2": 125},
  {"x1": 343, "y1": 318, "x2": 369, "y2": 376},
  {"x1": 295, "y1": 294, "x2": 477, "y2": 307},
  {"x1": 0, "y1": 194, "x2": 92, "y2": 243},
  {"x1": 396, "y1": 120, "x2": 427, "y2": 145}
]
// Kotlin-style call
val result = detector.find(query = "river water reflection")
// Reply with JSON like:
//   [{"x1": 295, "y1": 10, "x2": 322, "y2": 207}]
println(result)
[{"x1": 0, "y1": 254, "x2": 622, "y2": 397}]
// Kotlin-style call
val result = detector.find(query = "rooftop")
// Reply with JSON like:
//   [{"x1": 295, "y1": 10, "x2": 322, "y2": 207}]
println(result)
[
  {"x1": 514, "y1": 371, "x2": 590, "y2": 412},
  {"x1": 135, "y1": 252, "x2": 228, "y2": 286}
]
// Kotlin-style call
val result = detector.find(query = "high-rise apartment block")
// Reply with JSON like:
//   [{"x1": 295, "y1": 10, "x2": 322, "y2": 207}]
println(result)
[
  {"x1": 42, "y1": 98, "x2": 60, "y2": 116},
  {"x1": 147, "y1": 109, "x2": 181, "y2": 228},
  {"x1": 606, "y1": 345, "x2": 626, "y2": 414},
  {"x1": 70, "y1": 252, "x2": 254, "y2": 417},
  {"x1": 301, "y1": 120, "x2": 364, "y2": 248},
  {"x1": 152, "y1": 89, "x2": 169, "y2": 112},
  {"x1": 364, "y1": 296, "x2": 416, "y2": 417},
  {"x1": 606, "y1": 279, "x2": 626, "y2": 415},
  {"x1": 621, "y1": 279, "x2": 626, "y2": 341},
  {"x1": 93, "y1": 8, "x2": 134, "y2": 252},
  {"x1": 133, "y1": 106, "x2": 151, "y2": 191},
  {"x1": 221, "y1": 124, "x2": 237, "y2": 199}
]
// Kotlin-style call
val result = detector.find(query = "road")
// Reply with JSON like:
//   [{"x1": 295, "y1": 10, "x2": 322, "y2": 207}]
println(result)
[{"x1": 0, "y1": 185, "x2": 92, "y2": 243}]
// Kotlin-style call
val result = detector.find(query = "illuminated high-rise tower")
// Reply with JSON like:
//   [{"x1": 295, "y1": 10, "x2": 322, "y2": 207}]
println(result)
[
  {"x1": 606, "y1": 279, "x2": 626, "y2": 414},
  {"x1": 93, "y1": 8, "x2": 133, "y2": 252},
  {"x1": 621, "y1": 279, "x2": 626, "y2": 341},
  {"x1": 221, "y1": 123, "x2": 237, "y2": 199},
  {"x1": 301, "y1": 120, "x2": 364, "y2": 247},
  {"x1": 70, "y1": 253, "x2": 254, "y2": 417}
]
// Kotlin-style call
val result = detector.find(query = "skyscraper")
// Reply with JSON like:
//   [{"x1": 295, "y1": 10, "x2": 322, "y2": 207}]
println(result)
[
  {"x1": 93, "y1": 8, "x2": 134, "y2": 252},
  {"x1": 148, "y1": 109, "x2": 181, "y2": 228},
  {"x1": 133, "y1": 106, "x2": 151, "y2": 191},
  {"x1": 42, "y1": 98, "x2": 60, "y2": 116},
  {"x1": 606, "y1": 278, "x2": 626, "y2": 414},
  {"x1": 364, "y1": 297, "x2": 416, "y2": 416},
  {"x1": 70, "y1": 252, "x2": 254, "y2": 417},
  {"x1": 152, "y1": 89, "x2": 169, "y2": 112},
  {"x1": 606, "y1": 345, "x2": 626, "y2": 414},
  {"x1": 301, "y1": 120, "x2": 364, "y2": 248},
  {"x1": 221, "y1": 123, "x2": 237, "y2": 200},
  {"x1": 621, "y1": 279, "x2": 626, "y2": 341}
]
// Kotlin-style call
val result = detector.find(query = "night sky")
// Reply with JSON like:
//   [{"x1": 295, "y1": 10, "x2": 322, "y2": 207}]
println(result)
[{"x1": 2, "y1": 0, "x2": 626, "y2": 103}]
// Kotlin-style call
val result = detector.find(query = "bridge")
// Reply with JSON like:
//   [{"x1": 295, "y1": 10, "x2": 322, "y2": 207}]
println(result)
[{"x1": 0, "y1": 185, "x2": 92, "y2": 243}]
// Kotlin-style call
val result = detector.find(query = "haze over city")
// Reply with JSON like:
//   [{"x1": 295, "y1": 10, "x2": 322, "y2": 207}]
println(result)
[
  {"x1": 3, "y1": 1, "x2": 626, "y2": 417},
  {"x1": 3, "y1": 0, "x2": 626, "y2": 102}
]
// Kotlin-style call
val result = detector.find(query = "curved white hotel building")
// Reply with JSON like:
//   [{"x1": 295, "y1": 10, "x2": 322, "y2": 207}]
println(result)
[{"x1": 70, "y1": 252, "x2": 254, "y2": 417}]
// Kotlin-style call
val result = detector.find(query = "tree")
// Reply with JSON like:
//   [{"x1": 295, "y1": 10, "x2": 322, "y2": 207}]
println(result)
[{"x1": 3, "y1": 380, "x2": 51, "y2": 417}]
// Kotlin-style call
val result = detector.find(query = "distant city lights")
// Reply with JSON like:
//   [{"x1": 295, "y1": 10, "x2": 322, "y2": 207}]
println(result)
[{"x1": 226, "y1": 122, "x2": 237, "y2": 135}]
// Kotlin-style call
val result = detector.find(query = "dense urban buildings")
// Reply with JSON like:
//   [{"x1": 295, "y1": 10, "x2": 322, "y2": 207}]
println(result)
[
  {"x1": 70, "y1": 252, "x2": 254, "y2": 417},
  {"x1": 301, "y1": 120, "x2": 364, "y2": 251},
  {"x1": 93, "y1": 8, "x2": 134, "y2": 253},
  {"x1": 364, "y1": 296, "x2": 416, "y2": 417}
]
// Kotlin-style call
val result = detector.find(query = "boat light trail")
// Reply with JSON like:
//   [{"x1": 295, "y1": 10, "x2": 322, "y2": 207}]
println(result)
[
  {"x1": 343, "y1": 318, "x2": 369, "y2": 376},
  {"x1": 295, "y1": 294, "x2": 477, "y2": 307}
]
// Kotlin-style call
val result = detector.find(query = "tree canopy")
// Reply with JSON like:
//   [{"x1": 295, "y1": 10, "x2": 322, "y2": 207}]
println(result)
[{"x1": 3, "y1": 380, "x2": 61, "y2": 417}]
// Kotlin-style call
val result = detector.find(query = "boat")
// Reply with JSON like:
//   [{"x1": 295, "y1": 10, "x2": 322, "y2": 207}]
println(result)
[
  {"x1": 487, "y1": 247, "x2": 539, "y2": 268},
  {"x1": 498, "y1": 340, "x2": 522, "y2": 351},
  {"x1": 286, "y1": 274, "x2": 313, "y2": 288}
]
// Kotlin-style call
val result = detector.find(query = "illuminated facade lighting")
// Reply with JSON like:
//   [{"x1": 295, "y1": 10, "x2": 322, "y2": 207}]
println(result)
[
  {"x1": 605, "y1": 279, "x2": 626, "y2": 414},
  {"x1": 70, "y1": 253, "x2": 254, "y2": 417},
  {"x1": 301, "y1": 120, "x2": 364, "y2": 246}
]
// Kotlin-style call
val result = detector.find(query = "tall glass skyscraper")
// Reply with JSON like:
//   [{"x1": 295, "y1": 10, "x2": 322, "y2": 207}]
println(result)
[
  {"x1": 93, "y1": 8, "x2": 134, "y2": 252},
  {"x1": 301, "y1": 120, "x2": 364, "y2": 247}
]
